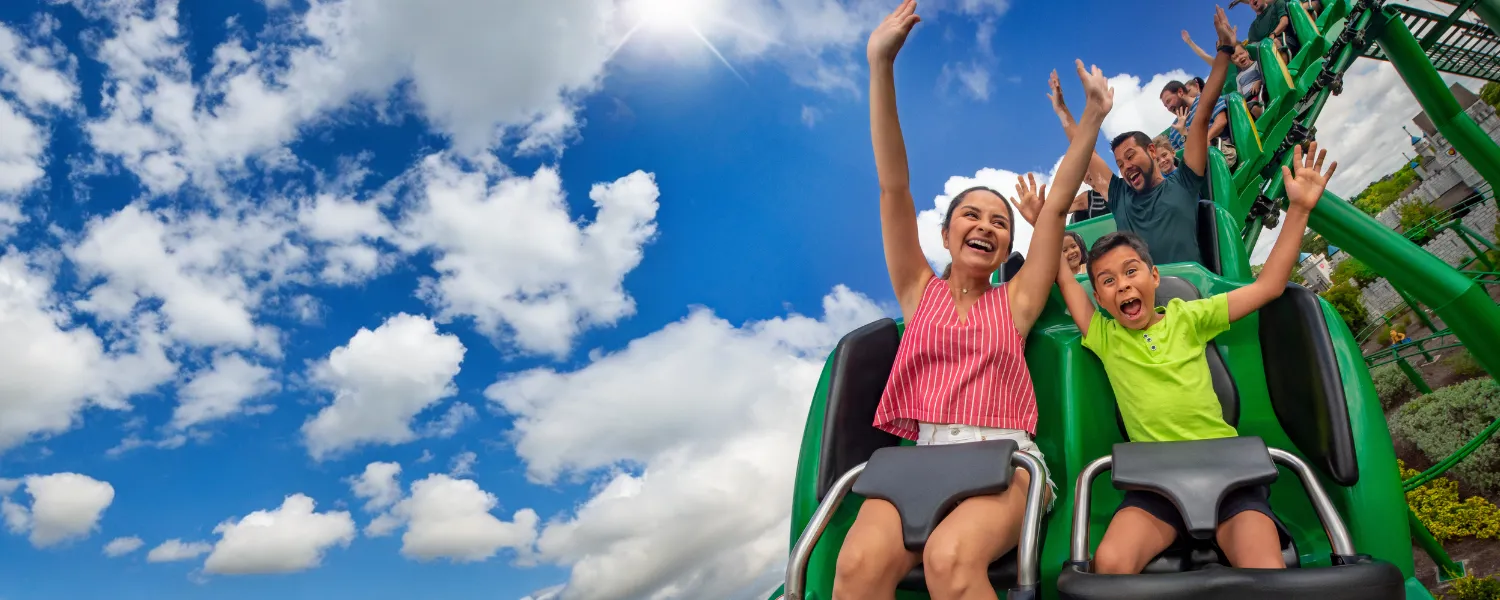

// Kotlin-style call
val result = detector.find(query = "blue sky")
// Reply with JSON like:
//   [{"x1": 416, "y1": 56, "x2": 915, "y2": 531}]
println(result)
[{"x1": 0, "y1": 0, "x2": 1465, "y2": 598}]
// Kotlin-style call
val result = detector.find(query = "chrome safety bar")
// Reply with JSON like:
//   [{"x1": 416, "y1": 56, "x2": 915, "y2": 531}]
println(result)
[
  {"x1": 1066, "y1": 448, "x2": 1357, "y2": 565},
  {"x1": 783, "y1": 451, "x2": 1048, "y2": 600},
  {"x1": 1268, "y1": 448, "x2": 1356, "y2": 556}
]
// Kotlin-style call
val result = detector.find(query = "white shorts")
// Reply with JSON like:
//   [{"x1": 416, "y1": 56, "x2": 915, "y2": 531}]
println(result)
[{"x1": 916, "y1": 422, "x2": 1057, "y2": 513}]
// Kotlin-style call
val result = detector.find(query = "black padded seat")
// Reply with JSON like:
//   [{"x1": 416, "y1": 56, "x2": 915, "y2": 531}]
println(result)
[
  {"x1": 1197, "y1": 200, "x2": 1222, "y2": 275},
  {"x1": 1258, "y1": 284, "x2": 1359, "y2": 486},
  {"x1": 816, "y1": 319, "x2": 902, "y2": 500},
  {"x1": 1057, "y1": 559, "x2": 1405, "y2": 600}
]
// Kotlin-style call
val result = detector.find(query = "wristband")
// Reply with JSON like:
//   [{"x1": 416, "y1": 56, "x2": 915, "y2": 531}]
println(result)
[{"x1": 1217, "y1": 44, "x2": 1236, "y2": 54}]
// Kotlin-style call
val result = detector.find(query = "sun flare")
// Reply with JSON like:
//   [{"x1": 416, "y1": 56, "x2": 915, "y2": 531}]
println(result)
[{"x1": 634, "y1": 0, "x2": 699, "y2": 31}]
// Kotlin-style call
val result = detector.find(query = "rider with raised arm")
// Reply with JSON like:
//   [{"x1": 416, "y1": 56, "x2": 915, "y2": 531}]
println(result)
[{"x1": 832, "y1": 1, "x2": 1114, "y2": 597}]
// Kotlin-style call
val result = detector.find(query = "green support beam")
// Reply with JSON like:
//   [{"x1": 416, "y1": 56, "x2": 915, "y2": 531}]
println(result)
[
  {"x1": 1374, "y1": 10, "x2": 1500, "y2": 195},
  {"x1": 1471, "y1": 0, "x2": 1500, "y2": 38}
]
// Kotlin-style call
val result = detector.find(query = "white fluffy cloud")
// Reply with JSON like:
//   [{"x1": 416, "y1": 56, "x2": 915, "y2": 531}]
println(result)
[
  {"x1": 1, "y1": 473, "x2": 114, "y2": 548},
  {"x1": 369, "y1": 473, "x2": 537, "y2": 563},
  {"x1": 171, "y1": 353, "x2": 279, "y2": 429},
  {"x1": 0, "y1": 20, "x2": 77, "y2": 235},
  {"x1": 1099, "y1": 69, "x2": 1193, "y2": 140},
  {"x1": 202, "y1": 494, "x2": 355, "y2": 575},
  {"x1": 0, "y1": 251, "x2": 174, "y2": 452},
  {"x1": 147, "y1": 538, "x2": 213, "y2": 562},
  {"x1": 490, "y1": 285, "x2": 884, "y2": 599},
  {"x1": 397, "y1": 156, "x2": 659, "y2": 357},
  {"x1": 302, "y1": 313, "x2": 466, "y2": 460},
  {"x1": 348, "y1": 462, "x2": 403, "y2": 513},
  {"x1": 103, "y1": 535, "x2": 144, "y2": 557}
]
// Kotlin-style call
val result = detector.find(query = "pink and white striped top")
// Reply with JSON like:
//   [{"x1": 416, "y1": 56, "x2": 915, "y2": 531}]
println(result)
[{"x1": 873, "y1": 276, "x2": 1039, "y2": 440}]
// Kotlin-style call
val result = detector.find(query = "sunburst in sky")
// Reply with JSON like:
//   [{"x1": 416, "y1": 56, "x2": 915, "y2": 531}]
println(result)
[{"x1": 615, "y1": 0, "x2": 746, "y2": 83}]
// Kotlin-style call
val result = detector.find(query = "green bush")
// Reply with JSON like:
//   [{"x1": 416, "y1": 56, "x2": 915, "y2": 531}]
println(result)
[
  {"x1": 1389, "y1": 379, "x2": 1500, "y2": 493},
  {"x1": 1353, "y1": 165, "x2": 1420, "y2": 216},
  {"x1": 1444, "y1": 574, "x2": 1500, "y2": 600},
  {"x1": 1321, "y1": 283, "x2": 1368, "y2": 332},
  {"x1": 1400, "y1": 200, "x2": 1445, "y2": 244},
  {"x1": 1445, "y1": 351, "x2": 1488, "y2": 378},
  {"x1": 1330, "y1": 258, "x2": 1377, "y2": 287},
  {"x1": 1371, "y1": 364, "x2": 1417, "y2": 410}
]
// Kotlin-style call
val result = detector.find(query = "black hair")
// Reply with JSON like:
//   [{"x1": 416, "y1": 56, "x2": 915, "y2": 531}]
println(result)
[
  {"x1": 1162, "y1": 80, "x2": 1187, "y2": 96},
  {"x1": 1110, "y1": 131, "x2": 1154, "y2": 151},
  {"x1": 1063, "y1": 231, "x2": 1088, "y2": 268},
  {"x1": 1188, "y1": 76, "x2": 1205, "y2": 90},
  {"x1": 1085, "y1": 231, "x2": 1155, "y2": 281},
  {"x1": 942, "y1": 186, "x2": 1017, "y2": 254}
]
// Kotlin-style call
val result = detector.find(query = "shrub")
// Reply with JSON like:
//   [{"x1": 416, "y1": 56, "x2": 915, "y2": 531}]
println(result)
[
  {"x1": 1400, "y1": 460, "x2": 1500, "y2": 542},
  {"x1": 1445, "y1": 351, "x2": 1488, "y2": 378},
  {"x1": 1390, "y1": 379, "x2": 1500, "y2": 493},
  {"x1": 1321, "y1": 282, "x2": 1368, "y2": 332},
  {"x1": 1330, "y1": 258, "x2": 1377, "y2": 287},
  {"x1": 1372, "y1": 364, "x2": 1418, "y2": 410},
  {"x1": 1444, "y1": 574, "x2": 1500, "y2": 600},
  {"x1": 1400, "y1": 200, "x2": 1445, "y2": 244}
]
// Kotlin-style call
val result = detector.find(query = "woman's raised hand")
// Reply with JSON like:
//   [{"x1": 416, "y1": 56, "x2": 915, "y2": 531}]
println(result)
[{"x1": 868, "y1": 0, "x2": 921, "y2": 65}]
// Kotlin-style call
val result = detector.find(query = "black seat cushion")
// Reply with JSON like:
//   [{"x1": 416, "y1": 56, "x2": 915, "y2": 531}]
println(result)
[
  {"x1": 1197, "y1": 200, "x2": 1222, "y2": 275},
  {"x1": 1111, "y1": 437, "x2": 1280, "y2": 539},
  {"x1": 1056, "y1": 559, "x2": 1406, "y2": 600},
  {"x1": 816, "y1": 319, "x2": 903, "y2": 500},
  {"x1": 851, "y1": 440, "x2": 1019, "y2": 549},
  {"x1": 1257, "y1": 284, "x2": 1359, "y2": 486},
  {"x1": 999, "y1": 251, "x2": 1025, "y2": 282}
]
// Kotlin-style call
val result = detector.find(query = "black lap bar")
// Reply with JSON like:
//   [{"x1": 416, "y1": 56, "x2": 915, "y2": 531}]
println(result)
[
  {"x1": 852, "y1": 439, "x2": 1019, "y2": 550},
  {"x1": 1111, "y1": 436, "x2": 1279, "y2": 539}
]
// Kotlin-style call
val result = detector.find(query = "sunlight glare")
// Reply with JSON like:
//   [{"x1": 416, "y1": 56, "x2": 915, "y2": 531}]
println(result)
[{"x1": 635, "y1": 0, "x2": 699, "y2": 31}]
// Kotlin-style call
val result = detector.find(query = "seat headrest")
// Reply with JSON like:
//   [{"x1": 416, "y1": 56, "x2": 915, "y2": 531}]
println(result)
[{"x1": 1155, "y1": 276, "x2": 1203, "y2": 306}]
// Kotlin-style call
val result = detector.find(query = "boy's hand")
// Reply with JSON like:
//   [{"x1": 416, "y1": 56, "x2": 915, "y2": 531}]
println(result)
[
  {"x1": 1075, "y1": 60, "x2": 1114, "y2": 115},
  {"x1": 868, "y1": 0, "x2": 921, "y2": 65},
  {"x1": 1173, "y1": 106, "x2": 1189, "y2": 133},
  {"x1": 1282, "y1": 141, "x2": 1337, "y2": 212},
  {"x1": 1214, "y1": 6, "x2": 1238, "y2": 48},
  {"x1": 1014, "y1": 173, "x2": 1047, "y2": 225},
  {"x1": 1046, "y1": 69, "x2": 1066, "y2": 111}
]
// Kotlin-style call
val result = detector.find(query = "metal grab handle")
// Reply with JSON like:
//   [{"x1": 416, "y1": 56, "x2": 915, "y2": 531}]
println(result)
[
  {"x1": 783, "y1": 451, "x2": 1050, "y2": 600},
  {"x1": 1268, "y1": 448, "x2": 1356, "y2": 556},
  {"x1": 1066, "y1": 447, "x2": 1357, "y2": 567},
  {"x1": 1069, "y1": 455, "x2": 1114, "y2": 563},
  {"x1": 785, "y1": 462, "x2": 866, "y2": 600}
]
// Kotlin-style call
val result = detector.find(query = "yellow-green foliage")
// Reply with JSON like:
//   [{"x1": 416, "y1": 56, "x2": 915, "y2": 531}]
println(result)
[
  {"x1": 1400, "y1": 461, "x2": 1500, "y2": 542},
  {"x1": 1444, "y1": 574, "x2": 1500, "y2": 600}
]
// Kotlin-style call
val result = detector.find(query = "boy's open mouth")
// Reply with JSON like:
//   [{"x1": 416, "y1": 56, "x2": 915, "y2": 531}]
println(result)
[{"x1": 1120, "y1": 298, "x2": 1144, "y2": 320}]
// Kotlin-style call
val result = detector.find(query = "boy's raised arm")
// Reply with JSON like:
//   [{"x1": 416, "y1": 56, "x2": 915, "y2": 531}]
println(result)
[
  {"x1": 1056, "y1": 260, "x2": 1095, "y2": 335},
  {"x1": 1009, "y1": 60, "x2": 1113, "y2": 337},
  {"x1": 1227, "y1": 143, "x2": 1338, "y2": 321}
]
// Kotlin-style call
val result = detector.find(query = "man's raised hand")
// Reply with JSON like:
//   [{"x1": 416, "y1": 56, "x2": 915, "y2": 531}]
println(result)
[
  {"x1": 1214, "y1": 6, "x2": 1237, "y2": 48},
  {"x1": 1075, "y1": 60, "x2": 1114, "y2": 115},
  {"x1": 868, "y1": 0, "x2": 921, "y2": 64}
]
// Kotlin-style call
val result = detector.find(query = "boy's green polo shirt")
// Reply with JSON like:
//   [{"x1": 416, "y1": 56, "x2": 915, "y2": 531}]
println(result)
[{"x1": 1081, "y1": 294, "x2": 1239, "y2": 442}]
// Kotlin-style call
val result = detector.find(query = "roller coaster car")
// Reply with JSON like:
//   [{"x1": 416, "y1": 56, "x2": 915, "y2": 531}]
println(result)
[{"x1": 783, "y1": 252, "x2": 1049, "y2": 600}]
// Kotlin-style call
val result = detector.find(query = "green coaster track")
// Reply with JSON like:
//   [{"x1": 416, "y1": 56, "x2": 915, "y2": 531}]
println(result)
[{"x1": 771, "y1": 1, "x2": 1500, "y2": 598}]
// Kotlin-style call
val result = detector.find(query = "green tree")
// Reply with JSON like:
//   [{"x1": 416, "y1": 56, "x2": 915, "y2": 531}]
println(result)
[
  {"x1": 1321, "y1": 282, "x2": 1368, "y2": 332},
  {"x1": 1399, "y1": 200, "x2": 1444, "y2": 244},
  {"x1": 1482, "y1": 81, "x2": 1500, "y2": 112},
  {"x1": 1330, "y1": 257, "x2": 1377, "y2": 287},
  {"x1": 1352, "y1": 164, "x2": 1420, "y2": 215},
  {"x1": 1300, "y1": 231, "x2": 1328, "y2": 256}
]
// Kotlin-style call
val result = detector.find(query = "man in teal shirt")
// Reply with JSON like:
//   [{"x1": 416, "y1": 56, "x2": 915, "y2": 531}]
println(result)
[{"x1": 1247, "y1": 0, "x2": 1289, "y2": 43}]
